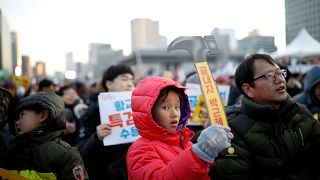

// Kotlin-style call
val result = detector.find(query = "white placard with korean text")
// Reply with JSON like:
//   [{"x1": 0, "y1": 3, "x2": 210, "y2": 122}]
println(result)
[{"x1": 98, "y1": 91, "x2": 140, "y2": 146}]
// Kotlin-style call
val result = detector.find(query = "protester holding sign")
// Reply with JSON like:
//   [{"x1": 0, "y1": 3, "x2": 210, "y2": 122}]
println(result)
[
  {"x1": 77, "y1": 64, "x2": 135, "y2": 180},
  {"x1": 127, "y1": 77, "x2": 233, "y2": 180},
  {"x1": 211, "y1": 54, "x2": 320, "y2": 179}
]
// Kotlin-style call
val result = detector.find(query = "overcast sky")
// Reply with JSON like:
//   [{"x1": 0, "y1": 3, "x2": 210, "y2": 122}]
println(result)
[{"x1": 0, "y1": 0, "x2": 285, "y2": 75}]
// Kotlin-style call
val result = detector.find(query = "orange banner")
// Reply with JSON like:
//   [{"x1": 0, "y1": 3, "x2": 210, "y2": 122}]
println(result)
[{"x1": 194, "y1": 62, "x2": 228, "y2": 126}]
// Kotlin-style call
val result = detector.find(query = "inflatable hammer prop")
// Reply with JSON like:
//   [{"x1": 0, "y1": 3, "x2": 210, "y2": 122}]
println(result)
[{"x1": 168, "y1": 36, "x2": 228, "y2": 126}]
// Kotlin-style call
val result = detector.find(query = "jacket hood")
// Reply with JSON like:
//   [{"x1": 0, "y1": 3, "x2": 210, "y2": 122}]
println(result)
[
  {"x1": 131, "y1": 77, "x2": 191, "y2": 142},
  {"x1": 14, "y1": 92, "x2": 66, "y2": 134},
  {"x1": 303, "y1": 66, "x2": 320, "y2": 93},
  {"x1": 294, "y1": 66, "x2": 320, "y2": 108}
]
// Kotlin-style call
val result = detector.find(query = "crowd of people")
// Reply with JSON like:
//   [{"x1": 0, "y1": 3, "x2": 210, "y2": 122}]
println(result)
[{"x1": 0, "y1": 53, "x2": 320, "y2": 179}]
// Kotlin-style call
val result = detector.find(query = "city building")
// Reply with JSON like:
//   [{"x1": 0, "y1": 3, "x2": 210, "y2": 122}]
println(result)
[
  {"x1": 0, "y1": 9, "x2": 13, "y2": 74},
  {"x1": 75, "y1": 62, "x2": 86, "y2": 80},
  {"x1": 88, "y1": 43, "x2": 124, "y2": 78},
  {"x1": 131, "y1": 18, "x2": 167, "y2": 52},
  {"x1": 66, "y1": 52, "x2": 74, "y2": 71},
  {"x1": 285, "y1": 0, "x2": 320, "y2": 44},
  {"x1": 211, "y1": 28, "x2": 237, "y2": 53},
  {"x1": 120, "y1": 49, "x2": 243, "y2": 81},
  {"x1": 34, "y1": 61, "x2": 46, "y2": 78},
  {"x1": 11, "y1": 32, "x2": 21, "y2": 74},
  {"x1": 21, "y1": 55, "x2": 31, "y2": 77},
  {"x1": 237, "y1": 29, "x2": 277, "y2": 54}
]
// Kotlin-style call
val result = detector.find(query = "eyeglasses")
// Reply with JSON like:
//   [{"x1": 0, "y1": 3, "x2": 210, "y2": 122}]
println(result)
[{"x1": 252, "y1": 69, "x2": 287, "y2": 82}]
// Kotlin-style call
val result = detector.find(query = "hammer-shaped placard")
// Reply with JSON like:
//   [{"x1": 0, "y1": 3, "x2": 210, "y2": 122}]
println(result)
[{"x1": 167, "y1": 36, "x2": 228, "y2": 126}]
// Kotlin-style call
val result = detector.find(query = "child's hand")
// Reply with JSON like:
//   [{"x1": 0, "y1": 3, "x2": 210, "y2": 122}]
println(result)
[
  {"x1": 96, "y1": 123, "x2": 112, "y2": 141},
  {"x1": 192, "y1": 124, "x2": 233, "y2": 163}
]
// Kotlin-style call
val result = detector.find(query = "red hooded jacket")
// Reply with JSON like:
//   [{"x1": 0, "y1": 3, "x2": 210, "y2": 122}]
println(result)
[{"x1": 127, "y1": 77, "x2": 209, "y2": 180}]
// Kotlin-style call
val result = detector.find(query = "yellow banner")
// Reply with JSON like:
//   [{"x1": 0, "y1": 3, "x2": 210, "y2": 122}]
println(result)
[
  {"x1": 0, "y1": 168, "x2": 28, "y2": 180},
  {"x1": 163, "y1": 70, "x2": 173, "y2": 79},
  {"x1": 12, "y1": 76, "x2": 31, "y2": 91},
  {"x1": 194, "y1": 62, "x2": 228, "y2": 126},
  {"x1": 190, "y1": 95, "x2": 208, "y2": 125}
]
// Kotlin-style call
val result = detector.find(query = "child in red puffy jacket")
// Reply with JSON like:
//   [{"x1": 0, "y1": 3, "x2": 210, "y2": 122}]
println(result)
[{"x1": 127, "y1": 77, "x2": 233, "y2": 180}]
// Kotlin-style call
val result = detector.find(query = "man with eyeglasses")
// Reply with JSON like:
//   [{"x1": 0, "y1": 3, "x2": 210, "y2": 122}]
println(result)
[{"x1": 210, "y1": 54, "x2": 320, "y2": 179}]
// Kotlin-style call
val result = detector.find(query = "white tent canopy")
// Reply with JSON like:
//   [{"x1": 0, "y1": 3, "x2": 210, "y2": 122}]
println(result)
[{"x1": 273, "y1": 28, "x2": 320, "y2": 58}]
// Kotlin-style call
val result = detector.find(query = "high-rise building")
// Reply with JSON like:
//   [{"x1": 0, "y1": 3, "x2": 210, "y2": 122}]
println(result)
[
  {"x1": 88, "y1": 43, "x2": 124, "y2": 78},
  {"x1": 0, "y1": 9, "x2": 13, "y2": 74},
  {"x1": 75, "y1": 62, "x2": 86, "y2": 80},
  {"x1": 11, "y1": 32, "x2": 21, "y2": 74},
  {"x1": 21, "y1": 55, "x2": 31, "y2": 77},
  {"x1": 131, "y1": 18, "x2": 167, "y2": 52},
  {"x1": 237, "y1": 29, "x2": 277, "y2": 54},
  {"x1": 211, "y1": 28, "x2": 238, "y2": 56},
  {"x1": 34, "y1": 61, "x2": 46, "y2": 78},
  {"x1": 285, "y1": 0, "x2": 320, "y2": 44},
  {"x1": 66, "y1": 52, "x2": 74, "y2": 71}
]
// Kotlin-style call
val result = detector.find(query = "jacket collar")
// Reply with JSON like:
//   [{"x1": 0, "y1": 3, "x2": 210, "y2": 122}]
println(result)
[{"x1": 241, "y1": 95, "x2": 299, "y2": 124}]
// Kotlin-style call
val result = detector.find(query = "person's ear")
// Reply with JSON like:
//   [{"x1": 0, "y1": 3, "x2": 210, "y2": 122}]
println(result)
[
  {"x1": 39, "y1": 110, "x2": 49, "y2": 123},
  {"x1": 242, "y1": 83, "x2": 254, "y2": 98},
  {"x1": 106, "y1": 80, "x2": 113, "y2": 90}
]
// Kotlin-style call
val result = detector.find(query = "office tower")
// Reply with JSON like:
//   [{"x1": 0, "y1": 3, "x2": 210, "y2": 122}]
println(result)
[
  {"x1": 34, "y1": 61, "x2": 46, "y2": 78},
  {"x1": 286, "y1": 0, "x2": 320, "y2": 44},
  {"x1": 211, "y1": 28, "x2": 238, "y2": 54},
  {"x1": 66, "y1": 52, "x2": 74, "y2": 71},
  {"x1": 21, "y1": 55, "x2": 31, "y2": 77},
  {"x1": 11, "y1": 32, "x2": 22, "y2": 74},
  {"x1": 0, "y1": 9, "x2": 13, "y2": 74},
  {"x1": 75, "y1": 62, "x2": 86, "y2": 80},
  {"x1": 238, "y1": 29, "x2": 277, "y2": 54},
  {"x1": 131, "y1": 18, "x2": 167, "y2": 52},
  {"x1": 88, "y1": 43, "x2": 124, "y2": 78}
]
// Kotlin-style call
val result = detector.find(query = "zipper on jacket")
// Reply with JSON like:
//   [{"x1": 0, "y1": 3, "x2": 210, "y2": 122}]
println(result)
[
  {"x1": 292, "y1": 126, "x2": 304, "y2": 147},
  {"x1": 269, "y1": 139, "x2": 280, "y2": 158},
  {"x1": 179, "y1": 131, "x2": 185, "y2": 150}
]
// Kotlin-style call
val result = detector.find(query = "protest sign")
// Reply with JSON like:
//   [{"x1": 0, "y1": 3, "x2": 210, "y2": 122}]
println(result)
[
  {"x1": 98, "y1": 91, "x2": 140, "y2": 146},
  {"x1": 98, "y1": 84, "x2": 230, "y2": 143},
  {"x1": 186, "y1": 83, "x2": 230, "y2": 126}
]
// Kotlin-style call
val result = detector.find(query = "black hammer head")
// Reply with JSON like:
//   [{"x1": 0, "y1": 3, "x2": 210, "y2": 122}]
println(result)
[{"x1": 167, "y1": 36, "x2": 218, "y2": 62}]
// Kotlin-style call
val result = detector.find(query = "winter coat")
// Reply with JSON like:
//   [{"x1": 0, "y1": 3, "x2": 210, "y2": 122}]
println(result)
[
  {"x1": 77, "y1": 95, "x2": 130, "y2": 180},
  {"x1": 127, "y1": 77, "x2": 210, "y2": 180},
  {"x1": 2, "y1": 92, "x2": 88, "y2": 180},
  {"x1": 63, "y1": 99, "x2": 88, "y2": 146},
  {"x1": 294, "y1": 66, "x2": 320, "y2": 114},
  {"x1": 0, "y1": 88, "x2": 13, "y2": 164},
  {"x1": 211, "y1": 95, "x2": 320, "y2": 179}
]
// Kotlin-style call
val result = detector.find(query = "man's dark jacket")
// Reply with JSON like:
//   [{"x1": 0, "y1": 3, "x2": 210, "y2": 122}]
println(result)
[
  {"x1": 211, "y1": 95, "x2": 320, "y2": 179},
  {"x1": 78, "y1": 97, "x2": 130, "y2": 180}
]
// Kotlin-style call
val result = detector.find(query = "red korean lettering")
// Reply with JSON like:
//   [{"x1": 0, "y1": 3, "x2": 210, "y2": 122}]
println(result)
[
  {"x1": 123, "y1": 111, "x2": 134, "y2": 126},
  {"x1": 109, "y1": 113, "x2": 123, "y2": 127}
]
